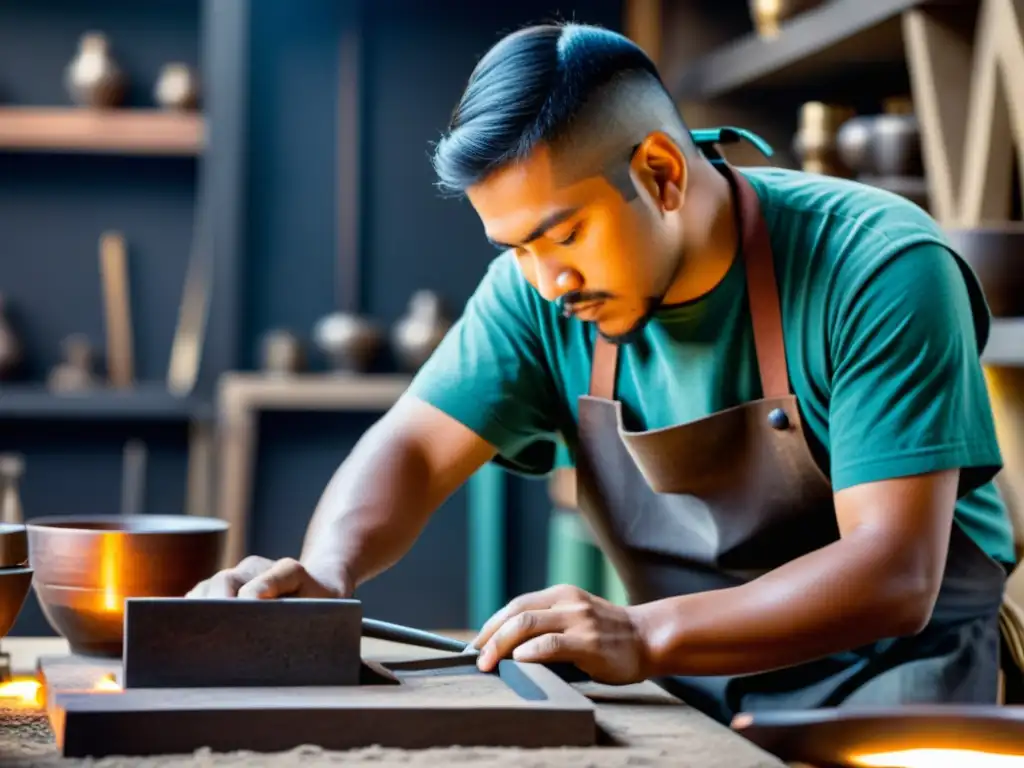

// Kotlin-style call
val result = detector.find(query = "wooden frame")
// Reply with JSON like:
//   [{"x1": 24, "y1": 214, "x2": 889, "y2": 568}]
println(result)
[
  {"x1": 215, "y1": 373, "x2": 411, "y2": 568},
  {"x1": 42, "y1": 653, "x2": 597, "y2": 758}
]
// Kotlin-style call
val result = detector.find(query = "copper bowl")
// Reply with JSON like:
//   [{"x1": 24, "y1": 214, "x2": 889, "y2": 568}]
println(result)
[
  {"x1": 945, "y1": 226, "x2": 1024, "y2": 318},
  {"x1": 26, "y1": 515, "x2": 228, "y2": 657},
  {"x1": 0, "y1": 523, "x2": 32, "y2": 638}
]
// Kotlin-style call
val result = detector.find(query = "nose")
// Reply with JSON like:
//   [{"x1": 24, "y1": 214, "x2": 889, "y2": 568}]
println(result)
[{"x1": 535, "y1": 260, "x2": 582, "y2": 302}]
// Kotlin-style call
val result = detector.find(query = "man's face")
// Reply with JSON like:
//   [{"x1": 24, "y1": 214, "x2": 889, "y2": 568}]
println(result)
[{"x1": 465, "y1": 142, "x2": 682, "y2": 342}]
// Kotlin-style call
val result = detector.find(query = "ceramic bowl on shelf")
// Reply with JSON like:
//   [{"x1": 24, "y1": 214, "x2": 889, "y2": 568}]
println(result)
[{"x1": 26, "y1": 514, "x2": 228, "y2": 657}]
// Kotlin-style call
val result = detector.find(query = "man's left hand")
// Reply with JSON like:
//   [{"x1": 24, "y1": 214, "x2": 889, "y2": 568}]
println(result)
[{"x1": 470, "y1": 584, "x2": 652, "y2": 685}]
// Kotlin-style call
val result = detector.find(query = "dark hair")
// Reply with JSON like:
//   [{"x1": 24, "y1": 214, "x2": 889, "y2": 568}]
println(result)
[{"x1": 430, "y1": 23, "x2": 668, "y2": 196}]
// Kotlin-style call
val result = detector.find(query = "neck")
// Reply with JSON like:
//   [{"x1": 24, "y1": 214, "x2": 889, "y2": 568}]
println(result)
[{"x1": 661, "y1": 160, "x2": 738, "y2": 306}]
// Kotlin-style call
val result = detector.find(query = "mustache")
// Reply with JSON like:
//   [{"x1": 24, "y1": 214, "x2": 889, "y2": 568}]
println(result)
[{"x1": 558, "y1": 290, "x2": 614, "y2": 317}]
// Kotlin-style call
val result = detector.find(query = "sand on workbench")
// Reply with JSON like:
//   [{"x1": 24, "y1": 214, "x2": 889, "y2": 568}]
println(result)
[{"x1": 0, "y1": 690, "x2": 784, "y2": 768}]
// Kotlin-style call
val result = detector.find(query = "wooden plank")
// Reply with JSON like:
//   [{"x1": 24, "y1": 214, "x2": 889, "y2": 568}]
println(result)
[
  {"x1": 98, "y1": 231, "x2": 135, "y2": 389},
  {"x1": 121, "y1": 597, "x2": 363, "y2": 689},
  {"x1": 218, "y1": 371, "x2": 411, "y2": 410},
  {"x1": 671, "y1": 0, "x2": 938, "y2": 100},
  {"x1": 48, "y1": 657, "x2": 596, "y2": 758},
  {"x1": 0, "y1": 107, "x2": 204, "y2": 155}
]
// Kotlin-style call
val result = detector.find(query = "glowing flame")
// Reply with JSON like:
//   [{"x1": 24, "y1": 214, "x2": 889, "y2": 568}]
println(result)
[
  {"x1": 851, "y1": 748, "x2": 1024, "y2": 767},
  {"x1": 0, "y1": 676, "x2": 42, "y2": 707},
  {"x1": 99, "y1": 530, "x2": 123, "y2": 612},
  {"x1": 93, "y1": 673, "x2": 121, "y2": 692}
]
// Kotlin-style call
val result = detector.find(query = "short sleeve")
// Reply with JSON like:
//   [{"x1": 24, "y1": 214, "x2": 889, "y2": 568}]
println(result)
[
  {"x1": 405, "y1": 252, "x2": 563, "y2": 475},
  {"x1": 827, "y1": 242, "x2": 1003, "y2": 496}
]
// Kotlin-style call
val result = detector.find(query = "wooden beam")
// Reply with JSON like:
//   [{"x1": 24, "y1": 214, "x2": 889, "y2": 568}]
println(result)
[
  {"x1": 624, "y1": 0, "x2": 662, "y2": 66},
  {"x1": 903, "y1": 0, "x2": 1024, "y2": 226}
]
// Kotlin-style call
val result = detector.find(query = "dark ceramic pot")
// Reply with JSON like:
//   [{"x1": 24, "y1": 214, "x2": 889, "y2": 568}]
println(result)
[
  {"x1": 871, "y1": 112, "x2": 923, "y2": 177},
  {"x1": 944, "y1": 226, "x2": 1024, "y2": 318}
]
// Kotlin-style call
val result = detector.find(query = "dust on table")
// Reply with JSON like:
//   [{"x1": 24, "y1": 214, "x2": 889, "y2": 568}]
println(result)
[{"x1": 0, "y1": 686, "x2": 785, "y2": 768}]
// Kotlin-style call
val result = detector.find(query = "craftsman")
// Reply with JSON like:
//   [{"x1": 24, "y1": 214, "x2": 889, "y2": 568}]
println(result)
[{"x1": 188, "y1": 23, "x2": 1015, "y2": 723}]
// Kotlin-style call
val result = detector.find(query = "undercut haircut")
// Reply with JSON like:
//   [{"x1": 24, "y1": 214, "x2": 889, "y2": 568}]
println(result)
[{"x1": 431, "y1": 22, "x2": 694, "y2": 198}]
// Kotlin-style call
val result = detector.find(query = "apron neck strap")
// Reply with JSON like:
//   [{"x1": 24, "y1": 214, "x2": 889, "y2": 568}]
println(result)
[
  {"x1": 733, "y1": 168, "x2": 790, "y2": 400},
  {"x1": 587, "y1": 164, "x2": 791, "y2": 401}
]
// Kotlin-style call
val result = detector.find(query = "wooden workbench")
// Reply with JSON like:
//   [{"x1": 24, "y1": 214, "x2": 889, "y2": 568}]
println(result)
[{"x1": 0, "y1": 636, "x2": 784, "y2": 768}]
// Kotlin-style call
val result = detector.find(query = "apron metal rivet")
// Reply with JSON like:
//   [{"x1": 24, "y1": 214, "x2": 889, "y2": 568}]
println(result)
[{"x1": 768, "y1": 408, "x2": 789, "y2": 430}]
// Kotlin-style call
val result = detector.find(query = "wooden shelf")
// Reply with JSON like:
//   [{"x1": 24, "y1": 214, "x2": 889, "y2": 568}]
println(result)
[
  {"x1": 983, "y1": 320, "x2": 1024, "y2": 367},
  {"x1": 671, "y1": 0, "x2": 939, "y2": 100},
  {"x1": 218, "y1": 372, "x2": 413, "y2": 412},
  {"x1": 0, "y1": 107, "x2": 205, "y2": 156},
  {"x1": 0, "y1": 383, "x2": 211, "y2": 421}
]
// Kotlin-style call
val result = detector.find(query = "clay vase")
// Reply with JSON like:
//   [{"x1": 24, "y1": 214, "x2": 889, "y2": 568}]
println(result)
[
  {"x1": 154, "y1": 63, "x2": 199, "y2": 111},
  {"x1": 65, "y1": 32, "x2": 126, "y2": 108},
  {"x1": 836, "y1": 115, "x2": 876, "y2": 176},
  {"x1": 0, "y1": 293, "x2": 23, "y2": 382},
  {"x1": 312, "y1": 312, "x2": 382, "y2": 373},
  {"x1": 391, "y1": 291, "x2": 452, "y2": 372},
  {"x1": 792, "y1": 102, "x2": 855, "y2": 176},
  {"x1": 47, "y1": 334, "x2": 99, "y2": 393},
  {"x1": 260, "y1": 329, "x2": 304, "y2": 376},
  {"x1": 0, "y1": 454, "x2": 24, "y2": 525},
  {"x1": 749, "y1": 0, "x2": 821, "y2": 37}
]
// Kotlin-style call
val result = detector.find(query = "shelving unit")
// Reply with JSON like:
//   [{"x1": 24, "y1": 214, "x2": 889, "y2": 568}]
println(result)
[
  {"x1": 0, "y1": 0, "x2": 249, "y2": 638},
  {"x1": 667, "y1": 0, "x2": 1024, "y2": 367},
  {"x1": 0, "y1": 107, "x2": 204, "y2": 155},
  {"x1": 672, "y1": 0, "x2": 933, "y2": 100},
  {"x1": 0, "y1": 384, "x2": 211, "y2": 421}
]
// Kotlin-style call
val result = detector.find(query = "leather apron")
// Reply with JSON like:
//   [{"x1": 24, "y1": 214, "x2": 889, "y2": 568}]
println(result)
[{"x1": 573, "y1": 163, "x2": 1008, "y2": 725}]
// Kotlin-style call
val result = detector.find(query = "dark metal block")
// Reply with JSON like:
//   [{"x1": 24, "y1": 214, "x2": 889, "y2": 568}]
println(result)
[{"x1": 122, "y1": 597, "x2": 362, "y2": 689}]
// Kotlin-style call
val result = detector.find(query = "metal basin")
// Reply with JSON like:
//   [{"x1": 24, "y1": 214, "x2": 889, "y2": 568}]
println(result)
[
  {"x1": 945, "y1": 226, "x2": 1024, "y2": 318},
  {"x1": 0, "y1": 523, "x2": 32, "y2": 638},
  {"x1": 26, "y1": 515, "x2": 228, "y2": 657}
]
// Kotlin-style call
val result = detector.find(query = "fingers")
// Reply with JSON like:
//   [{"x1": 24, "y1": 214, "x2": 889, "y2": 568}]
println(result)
[
  {"x1": 477, "y1": 606, "x2": 573, "y2": 671},
  {"x1": 185, "y1": 555, "x2": 274, "y2": 599},
  {"x1": 471, "y1": 584, "x2": 585, "y2": 650},
  {"x1": 512, "y1": 632, "x2": 590, "y2": 665},
  {"x1": 237, "y1": 557, "x2": 307, "y2": 600}
]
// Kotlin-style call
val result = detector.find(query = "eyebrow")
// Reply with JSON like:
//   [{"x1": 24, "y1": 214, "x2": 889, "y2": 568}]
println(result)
[{"x1": 486, "y1": 206, "x2": 580, "y2": 250}]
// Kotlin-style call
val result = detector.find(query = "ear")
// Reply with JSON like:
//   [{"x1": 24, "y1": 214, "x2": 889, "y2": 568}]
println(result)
[{"x1": 629, "y1": 131, "x2": 688, "y2": 212}]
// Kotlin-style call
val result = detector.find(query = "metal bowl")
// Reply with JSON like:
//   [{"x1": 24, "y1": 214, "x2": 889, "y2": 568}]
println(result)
[
  {"x1": 945, "y1": 226, "x2": 1024, "y2": 318},
  {"x1": 0, "y1": 523, "x2": 31, "y2": 638},
  {"x1": 0, "y1": 522, "x2": 28, "y2": 569},
  {"x1": 26, "y1": 515, "x2": 228, "y2": 657}
]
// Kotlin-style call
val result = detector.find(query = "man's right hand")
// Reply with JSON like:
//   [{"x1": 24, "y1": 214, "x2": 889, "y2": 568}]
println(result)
[{"x1": 185, "y1": 555, "x2": 352, "y2": 600}]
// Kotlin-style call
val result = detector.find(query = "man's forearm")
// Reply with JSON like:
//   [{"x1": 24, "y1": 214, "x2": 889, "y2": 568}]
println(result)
[
  {"x1": 630, "y1": 529, "x2": 940, "y2": 678},
  {"x1": 299, "y1": 423, "x2": 441, "y2": 591}
]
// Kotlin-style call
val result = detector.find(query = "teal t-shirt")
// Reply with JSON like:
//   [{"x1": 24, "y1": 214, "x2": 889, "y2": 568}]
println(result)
[{"x1": 408, "y1": 166, "x2": 1015, "y2": 566}]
